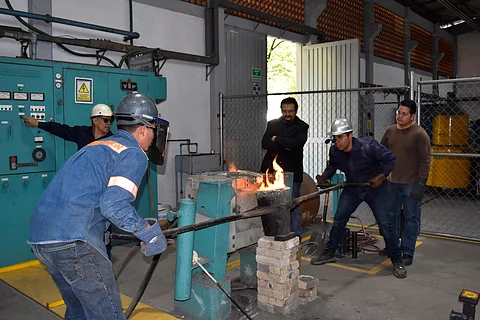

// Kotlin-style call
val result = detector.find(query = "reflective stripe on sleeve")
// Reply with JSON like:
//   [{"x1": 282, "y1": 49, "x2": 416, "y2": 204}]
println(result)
[
  {"x1": 107, "y1": 176, "x2": 139, "y2": 199},
  {"x1": 88, "y1": 141, "x2": 128, "y2": 153}
]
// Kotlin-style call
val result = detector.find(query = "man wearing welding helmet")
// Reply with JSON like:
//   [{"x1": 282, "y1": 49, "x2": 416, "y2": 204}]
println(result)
[
  {"x1": 261, "y1": 97, "x2": 309, "y2": 237},
  {"x1": 312, "y1": 118, "x2": 406, "y2": 279},
  {"x1": 21, "y1": 103, "x2": 114, "y2": 150},
  {"x1": 28, "y1": 93, "x2": 169, "y2": 319}
]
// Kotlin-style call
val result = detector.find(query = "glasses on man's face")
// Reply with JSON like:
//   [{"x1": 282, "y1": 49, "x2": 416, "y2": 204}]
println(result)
[
  {"x1": 98, "y1": 117, "x2": 113, "y2": 124},
  {"x1": 332, "y1": 134, "x2": 348, "y2": 143},
  {"x1": 396, "y1": 110, "x2": 410, "y2": 117},
  {"x1": 281, "y1": 109, "x2": 296, "y2": 115}
]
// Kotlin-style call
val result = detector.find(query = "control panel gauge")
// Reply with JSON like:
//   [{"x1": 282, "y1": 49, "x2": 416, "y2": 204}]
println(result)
[
  {"x1": 30, "y1": 92, "x2": 44, "y2": 101},
  {"x1": 0, "y1": 91, "x2": 11, "y2": 100},
  {"x1": 32, "y1": 148, "x2": 46, "y2": 162},
  {"x1": 13, "y1": 92, "x2": 28, "y2": 100}
]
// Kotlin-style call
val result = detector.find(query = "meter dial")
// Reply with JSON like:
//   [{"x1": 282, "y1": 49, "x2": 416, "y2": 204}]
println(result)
[
  {"x1": 0, "y1": 91, "x2": 11, "y2": 100},
  {"x1": 13, "y1": 92, "x2": 28, "y2": 100},
  {"x1": 30, "y1": 93, "x2": 44, "y2": 101},
  {"x1": 32, "y1": 148, "x2": 46, "y2": 162}
]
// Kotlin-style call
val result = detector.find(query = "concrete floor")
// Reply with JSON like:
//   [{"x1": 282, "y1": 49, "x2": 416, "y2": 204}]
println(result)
[{"x1": 1, "y1": 232, "x2": 479, "y2": 320}]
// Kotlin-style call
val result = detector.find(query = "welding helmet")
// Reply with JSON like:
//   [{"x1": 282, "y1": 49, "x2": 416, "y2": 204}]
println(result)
[
  {"x1": 90, "y1": 104, "x2": 113, "y2": 118},
  {"x1": 115, "y1": 92, "x2": 169, "y2": 165},
  {"x1": 328, "y1": 118, "x2": 353, "y2": 136}
]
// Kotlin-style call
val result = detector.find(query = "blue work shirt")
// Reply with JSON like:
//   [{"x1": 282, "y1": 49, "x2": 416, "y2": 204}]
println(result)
[
  {"x1": 322, "y1": 137, "x2": 395, "y2": 185},
  {"x1": 28, "y1": 130, "x2": 161, "y2": 260}
]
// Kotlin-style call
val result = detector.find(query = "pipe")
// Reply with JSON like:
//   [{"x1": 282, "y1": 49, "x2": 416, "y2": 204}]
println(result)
[
  {"x1": 0, "y1": 7, "x2": 139, "y2": 39},
  {"x1": 178, "y1": 142, "x2": 199, "y2": 198},
  {"x1": 112, "y1": 183, "x2": 356, "y2": 242},
  {"x1": 174, "y1": 199, "x2": 196, "y2": 301},
  {"x1": 219, "y1": 93, "x2": 224, "y2": 171},
  {"x1": 129, "y1": 0, "x2": 134, "y2": 46},
  {"x1": 124, "y1": 253, "x2": 162, "y2": 319}
]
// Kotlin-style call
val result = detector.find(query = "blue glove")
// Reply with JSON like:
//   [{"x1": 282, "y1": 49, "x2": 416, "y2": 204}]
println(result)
[
  {"x1": 410, "y1": 179, "x2": 427, "y2": 200},
  {"x1": 136, "y1": 222, "x2": 167, "y2": 256}
]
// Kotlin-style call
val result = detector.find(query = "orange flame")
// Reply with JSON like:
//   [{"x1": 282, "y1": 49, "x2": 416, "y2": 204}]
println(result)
[
  {"x1": 228, "y1": 162, "x2": 238, "y2": 172},
  {"x1": 259, "y1": 156, "x2": 285, "y2": 190}
]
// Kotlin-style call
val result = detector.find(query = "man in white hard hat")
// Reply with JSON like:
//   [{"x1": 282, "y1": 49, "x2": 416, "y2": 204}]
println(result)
[
  {"x1": 311, "y1": 118, "x2": 406, "y2": 279},
  {"x1": 21, "y1": 103, "x2": 114, "y2": 150}
]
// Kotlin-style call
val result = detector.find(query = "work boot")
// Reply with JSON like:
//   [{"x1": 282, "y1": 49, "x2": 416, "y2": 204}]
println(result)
[
  {"x1": 378, "y1": 248, "x2": 388, "y2": 256},
  {"x1": 403, "y1": 254, "x2": 414, "y2": 266},
  {"x1": 311, "y1": 248, "x2": 336, "y2": 265},
  {"x1": 392, "y1": 259, "x2": 407, "y2": 279}
]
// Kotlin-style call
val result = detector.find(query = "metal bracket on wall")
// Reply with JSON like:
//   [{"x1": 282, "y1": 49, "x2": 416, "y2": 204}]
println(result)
[
  {"x1": 206, "y1": 65, "x2": 216, "y2": 81},
  {"x1": 95, "y1": 49, "x2": 107, "y2": 66},
  {"x1": 156, "y1": 60, "x2": 167, "y2": 76}
]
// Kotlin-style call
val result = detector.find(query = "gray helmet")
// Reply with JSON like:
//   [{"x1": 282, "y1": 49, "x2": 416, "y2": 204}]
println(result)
[
  {"x1": 329, "y1": 118, "x2": 353, "y2": 136},
  {"x1": 115, "y1": 92, "x2": 158, "y2": 127}
]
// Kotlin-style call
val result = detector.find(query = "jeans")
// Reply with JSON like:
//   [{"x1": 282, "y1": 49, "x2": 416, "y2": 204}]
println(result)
[
  {"x1": 31, "y1": 241, "x2": 125, "y2": 320},
  {"x1": 290, "y1": 182, "x2": 303, "y2": 236},
  {"x1": 388, "y1": 182, "x2": 421, "y2": 256},
  {"x1": 327, "y1": 181, "x2": 401, "y2": 261}
]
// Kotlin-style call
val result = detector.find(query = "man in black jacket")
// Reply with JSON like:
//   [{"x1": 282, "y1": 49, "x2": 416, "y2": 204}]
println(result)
[
  {"x1": 21, "y1": 103, "x2": 114, "y2": 150},
  {"x1": 261, "y1": 97, "x2": 309, "y2": 237}
]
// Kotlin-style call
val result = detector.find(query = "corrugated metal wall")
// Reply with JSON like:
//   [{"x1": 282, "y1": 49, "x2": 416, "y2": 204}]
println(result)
[
  {"x1": 223, "y1": 26, "x2": 267, "y2": 172},
  {"x1": 297, "y1": 39, "x2": 360, "y2": 176}
]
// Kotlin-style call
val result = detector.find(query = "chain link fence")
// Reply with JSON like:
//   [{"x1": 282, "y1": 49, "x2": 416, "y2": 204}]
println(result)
[
  {"x1": 221, "y1": 82, "x2": 480, "y2": 241},
  {"x1": 417, "y1": 78, "x2": 480, "y2": 240}
]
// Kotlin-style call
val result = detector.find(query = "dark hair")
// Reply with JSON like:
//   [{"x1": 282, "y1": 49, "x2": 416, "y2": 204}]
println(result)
[
  {"x1": 117, "y1": 124, "x2": 142, "y2": 133},
  {"x1": 399, "y1": 99, "x2": 417, "y2": 114},
  {"x1": 280, "y1": 97, "x2": 298, "y2": 112}
]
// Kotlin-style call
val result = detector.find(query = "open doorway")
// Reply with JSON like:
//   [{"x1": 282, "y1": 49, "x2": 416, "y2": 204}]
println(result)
[{"x1": 267, "y1": 36, "x2": 297, "y2": 120}]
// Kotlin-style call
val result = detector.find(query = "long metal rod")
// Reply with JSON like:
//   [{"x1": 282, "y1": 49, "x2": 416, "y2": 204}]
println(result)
[
  {"x1": 219, "y1": 92, "x2": 225, "y2": 171},
  {"x1": 0, "y1": 7, "x2": 139, "y2": 39},
  {"x1": 112, "y1": 183, "x2": 371, "y2": 242},
  {"x1": 222, "y1": 86, "x2": 409, "y2": 100},
  {"x1": 431, "y1": 153, "x2": 480, "y2": 158},
  {"x1": 418, "y1": 77, "x2": 480, "y2": 85}
]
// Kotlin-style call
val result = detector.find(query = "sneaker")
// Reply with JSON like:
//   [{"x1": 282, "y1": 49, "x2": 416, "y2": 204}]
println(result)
[
  {"x1": 392, "y1": 259, "x2": 407, "y2": 279},
  {"x1": 311, "y1": 249, "x2": 336, "y2": 265},
  {"x1": 378, "y1": 248, "x2": 388, "y2": 256},
  {"x1": 403, "y1": 254, "x2": 414, "y2": 266}
]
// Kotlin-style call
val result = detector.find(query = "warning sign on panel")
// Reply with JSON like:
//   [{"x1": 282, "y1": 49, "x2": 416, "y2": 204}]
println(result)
[{"x1": 75, "y1": 78, "x2": 93, "y2": 104}]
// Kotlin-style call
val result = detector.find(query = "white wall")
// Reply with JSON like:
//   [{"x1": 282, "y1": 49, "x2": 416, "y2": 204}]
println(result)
[
  {"x1": 457, "y1": 32, "x2": 480, "y2": 78},
  {"x1": 1, "y1": 0, "x2": 211, "y2": 208},
  {"x1": 0, "y1": 0, "x2": 28, "y2": 57}
]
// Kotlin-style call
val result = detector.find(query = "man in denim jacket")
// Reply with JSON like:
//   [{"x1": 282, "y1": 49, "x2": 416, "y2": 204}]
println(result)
[{"x1": 28, "y1": 93, "x2": 168, "y2": 320}]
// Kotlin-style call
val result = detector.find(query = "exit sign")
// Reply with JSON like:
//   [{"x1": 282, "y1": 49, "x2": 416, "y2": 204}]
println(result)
[{"x1": 252, "y1": 68, "x2": 262, "y2": 79}]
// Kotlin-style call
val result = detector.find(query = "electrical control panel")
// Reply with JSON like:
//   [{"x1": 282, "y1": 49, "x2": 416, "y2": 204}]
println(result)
[
  {"x1": 0, "y1": 56, "x2": 166, "y2": 267},
  {"x1": 0, "y1": 64, "x2": 55, "y2": 176}
]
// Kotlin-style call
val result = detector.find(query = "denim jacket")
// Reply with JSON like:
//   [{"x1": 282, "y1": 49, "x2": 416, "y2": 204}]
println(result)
[
  {"x1": 323, "y1": 137, "x2": 395, "y2": 185},
  {"x1": 28, "y1": 130, "x2": 164, "y2": 260}
]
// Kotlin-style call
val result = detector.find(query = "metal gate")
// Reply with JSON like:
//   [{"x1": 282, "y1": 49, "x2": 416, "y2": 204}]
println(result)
[{"x1": 417, "y1": 78, "x2": 480, "y2": 241}]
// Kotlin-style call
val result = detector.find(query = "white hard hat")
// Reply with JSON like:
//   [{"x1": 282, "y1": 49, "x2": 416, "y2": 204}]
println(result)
[
  {"x1": 328, "y1": 118, "x2": 354, "y2": 136},
  {"x1": 90, "y1": 104, "x2": 113, "y2": 117}
]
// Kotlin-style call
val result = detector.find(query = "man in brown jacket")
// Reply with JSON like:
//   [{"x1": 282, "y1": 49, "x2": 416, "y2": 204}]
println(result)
[{"x1": 381, "y1": 99, "x2": 431, "y2": 266}]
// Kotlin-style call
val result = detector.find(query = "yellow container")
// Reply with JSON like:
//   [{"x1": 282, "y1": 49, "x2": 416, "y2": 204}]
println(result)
[
  {"x1": 432, "y1": 115, "x2": 469, "y2": 146},
  {"x1": 427, "y1": 146, "x2": 471, "y2": 188}
]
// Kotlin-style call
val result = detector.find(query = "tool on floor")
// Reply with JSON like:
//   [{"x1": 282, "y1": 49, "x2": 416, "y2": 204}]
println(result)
[
  {"x1": 450, "y1": 289, "x2": 479, "y2": 320},
  {"x1": 304, "y1": 188, "x2": 331, "y2": 255},
  {"x1": 192, "y1": 250, "x2": 253, "y2": 320}
]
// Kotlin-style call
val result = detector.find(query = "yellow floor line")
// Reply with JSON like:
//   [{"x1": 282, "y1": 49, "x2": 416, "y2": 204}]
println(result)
[
  {"x1": 0, "y1": 260, "x2": 40, "y2": 273},
  {"x1": 0, "y1": 263, "x2": 178, "y2": 319}
]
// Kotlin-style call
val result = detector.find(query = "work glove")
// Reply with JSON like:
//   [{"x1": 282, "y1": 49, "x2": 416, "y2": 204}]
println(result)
[
  {"x1": 316, "y1": 175, "x2": 331, "y2": 188},
  {"x1": 368, "y1": 173, "x2": 386, "y2": 188},
  {"x1": 136, "y1": 222, "x2": 167, "y2": 257},
  {"x1": 410, "y1": 179, "x2": 427, "y2": 200}
]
